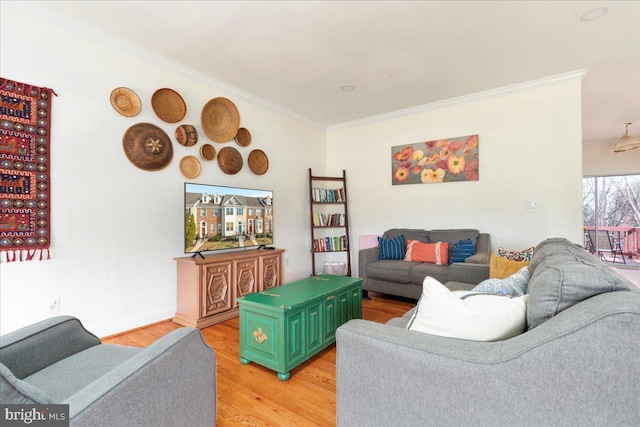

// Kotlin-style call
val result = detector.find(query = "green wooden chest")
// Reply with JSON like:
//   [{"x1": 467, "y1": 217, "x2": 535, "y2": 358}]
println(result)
[{"x1": 238, "y1": 274, "x2": 362, "y2": 380}]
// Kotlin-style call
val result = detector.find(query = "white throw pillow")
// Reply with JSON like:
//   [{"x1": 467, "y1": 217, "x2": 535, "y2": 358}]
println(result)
[{"x1": 407, "y1": 276, "x2": 529, "y2": 341}]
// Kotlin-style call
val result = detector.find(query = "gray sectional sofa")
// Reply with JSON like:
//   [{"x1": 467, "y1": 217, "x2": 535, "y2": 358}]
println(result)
[
  {"x1": 337, "y1": 237, "x2": 640, "y2": 426},
  {"x1": 359, "y1": 228, "x2": 491, "y2": 299}
]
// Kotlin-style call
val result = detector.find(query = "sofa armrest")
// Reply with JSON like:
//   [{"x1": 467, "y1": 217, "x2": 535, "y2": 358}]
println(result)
[
  {"x1": 66, "y1": 327, "x2": 216, "y2": 426},
  {"x1": 465, "y1": 233, "x2": 490, "y2": 264},
  {"x1": 358, "y1": 247, "x2": 380, "y2": 278},
  {"x1": 0, "y1": 316, "x2": 101, "y2": 379},
  {"x1": 448, "y1": 263, "x2": 489, "y2": 286},
  {"x1": 336, "y1": 291, "x2": 640, "y2": 426}
]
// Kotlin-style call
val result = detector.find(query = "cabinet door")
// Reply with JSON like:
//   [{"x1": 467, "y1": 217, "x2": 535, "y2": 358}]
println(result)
[
  {"x1": 260, "y1": 253, "x2": 281, "y2": 291},
  {"x1": 336, "y1": 291, "x2": 350, "y2": 327},
  {"x1": 323, "y1": 296, "x2": 337, "y2": 344},
  {"x1": 234, "y1": 258, "x2": 259, "y2": 307},
  {"x1": 349, "y1": 286, "x2": 362, "y2": 319},
  {"x1": 202, "y1": 261, "x2": 233, "y2": 318},
  {"x1": 286, "y1": 310, "x2": 306, "y2": 368},
  {"x1": 306, "y1": 302, "x2": 324, "y2": 355}
]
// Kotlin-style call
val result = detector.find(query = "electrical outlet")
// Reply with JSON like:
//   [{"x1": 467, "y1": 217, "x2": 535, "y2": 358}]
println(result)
[
  {"x1": 45, "y1": 297, "x2": 60, "y2": 314},
  {"x1": 526, "y1": 199, "x2": 538, "y2": 209}
]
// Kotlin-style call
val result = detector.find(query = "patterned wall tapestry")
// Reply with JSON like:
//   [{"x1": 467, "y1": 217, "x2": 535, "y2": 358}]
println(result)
[{"x1": 0, "y1": 78, "x2": 55, "y2": 262}]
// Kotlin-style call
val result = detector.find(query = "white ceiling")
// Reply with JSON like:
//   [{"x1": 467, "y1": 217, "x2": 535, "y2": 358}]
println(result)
[{"x1": 27, "y1": 1, "x2": 640, "y2": 142}]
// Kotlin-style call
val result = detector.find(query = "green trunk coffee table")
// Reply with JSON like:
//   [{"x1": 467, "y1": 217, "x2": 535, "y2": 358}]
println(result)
[{"x1": 238, "y1": 274, "x2": 362, "y2": 380}]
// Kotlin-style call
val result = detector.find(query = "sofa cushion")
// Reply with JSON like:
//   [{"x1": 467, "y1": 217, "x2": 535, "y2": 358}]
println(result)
[
  {"x1": 428, "y1": 229, "x2": 479, "y2": 247},
  {"x1": 526, "y1": 238, "x2": 640, "y2": 329},
  {"x1": 450, "y1": 238, "x2": 475, "y2": 263},
  {"x1": 472, "y1": 266, "x2": 530, "y2": 296},
  {"x1": 378, "y1": 235, "x2": 406, "y2": 260},
  {"x1": 383, "y1": 228, "x2": 429, "y2": 243},
  {"x1": 404, "y1": 240, "x2": 449, "y2": 265},
  {"x1": 367, "y1": 260, "x2": 418, "y2": 284},
  {"x1": 490, "y1": 254, "x2": 529, "y2": 279},
  {"x1": 409, "y1": 263, "x2": 450, "y2": 285},
  {"x1": 406, "y1": 276, "x2": 529, "y2": 341}
]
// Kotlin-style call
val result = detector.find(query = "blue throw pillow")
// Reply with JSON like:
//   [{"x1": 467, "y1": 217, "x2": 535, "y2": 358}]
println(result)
[
  {"x1": 450, "y1": 238, "x2": 475, "y2": 263},
  {"x1": 472, "y1": 266, "x2": 530, "y2": 297},
  {"x1": 378, "y1": 235, "x2": 406, "y2": 260}
]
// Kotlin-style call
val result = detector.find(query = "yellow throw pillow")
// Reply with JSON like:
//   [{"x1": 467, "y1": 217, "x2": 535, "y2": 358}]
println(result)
[{"x1": 489, "y1": 254, "x2": 530, "y2": 279}]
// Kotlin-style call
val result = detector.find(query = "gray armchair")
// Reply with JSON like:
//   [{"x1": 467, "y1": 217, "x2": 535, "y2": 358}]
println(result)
[{"x1": 0, "y1": 316, "x2": 216, "y2": 426}]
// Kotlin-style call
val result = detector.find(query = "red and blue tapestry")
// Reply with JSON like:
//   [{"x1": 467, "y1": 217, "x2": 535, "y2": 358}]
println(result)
[{"x1": 0, "y1": 78, "x2": 55, "y2": 262}]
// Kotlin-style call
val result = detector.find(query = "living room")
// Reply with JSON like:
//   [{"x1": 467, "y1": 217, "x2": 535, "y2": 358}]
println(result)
[{"x1": 1, "y1": 1, "x2": 639, "y2": 426}]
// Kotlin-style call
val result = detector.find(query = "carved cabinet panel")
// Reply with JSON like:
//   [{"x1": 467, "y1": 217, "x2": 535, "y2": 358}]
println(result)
[{"x1": 174, "y1": 249, "x2": 284, "y2": 329}]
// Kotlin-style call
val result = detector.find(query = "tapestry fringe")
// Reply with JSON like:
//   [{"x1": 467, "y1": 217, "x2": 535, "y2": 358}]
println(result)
[{"x1": 0, "y1": 249, "x2": 50, "y2": 263}]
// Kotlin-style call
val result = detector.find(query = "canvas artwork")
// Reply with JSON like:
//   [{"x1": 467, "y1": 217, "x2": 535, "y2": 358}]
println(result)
[{"x1": 391, "y1": 134, "x2": 479, "y2": 185}]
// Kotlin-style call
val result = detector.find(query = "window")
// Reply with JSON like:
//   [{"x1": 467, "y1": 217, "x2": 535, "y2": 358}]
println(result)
[
  {"x1": 226, "y1": 207, "x2": 233, "y2": 216},
  {"x1": 199, "y1": 209, "x2": 207, "y2": 217},
  {"x1": 248, "y1": 208, "x2": 254, "y2": 216},
  {"x1": 210, "y1": 223, "x2": 215, "y2": 233},
  {"x1": 256, "y1": 209, "x2": 262, "y2": 216},
  {"x1": 226, "y1": 222, "x2": 233, "y2": 232},
  {"x1": 237, "y1": 207, "x2": 244, "y2": 215},
  {"x1": 213, "y1": 209, "x2": 220, "y2": 217}
]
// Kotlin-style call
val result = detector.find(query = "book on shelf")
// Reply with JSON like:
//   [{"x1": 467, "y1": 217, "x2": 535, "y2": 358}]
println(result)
[
  {"x1": 312, "y1": 187, "x2": 345, "y2": 203},
  {"x1": 312, "y1": 235, "x2": 348, "y2": 252},
  {"x1": 312, "y1": 213, "x2": 346, "y2": 227}
]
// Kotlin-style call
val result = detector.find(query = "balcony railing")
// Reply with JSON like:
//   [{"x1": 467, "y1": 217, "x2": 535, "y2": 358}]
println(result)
[{"x1": 583, "y1": 226, "x2": 640, "y2": 259}]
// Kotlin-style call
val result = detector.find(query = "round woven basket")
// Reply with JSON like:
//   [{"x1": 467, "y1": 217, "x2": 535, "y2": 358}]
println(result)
[
  {"x1": 175, "y1": 124, "x2": 198, "y2": 146},
  {"x1": 201, "y1": 97, "x2": 240, "y2": 143},
  {"x1": 235, "y1": 127, "x2": 252, "y2": 147},
  {"x1": 110, "y1": 87, "x2": 142, "y2": 117},
  {"x1": 248, "y1": 149, "x2": 269, "y2": 175},
  {"x1": 179, "y1": 155, "x2": 201, "y2": 179},
  {"x1": 152, "y1": 88, "x2": 186, "y2": 123},
  {"x1": 200, "y1": 143, "x2": 216, "y2": 161},
  {"x1": 122, "y1": 123, "x2": 173, "y2": 171},
  {"x1": 217, "y1": 147, "x2": 243, "y2": 175}
]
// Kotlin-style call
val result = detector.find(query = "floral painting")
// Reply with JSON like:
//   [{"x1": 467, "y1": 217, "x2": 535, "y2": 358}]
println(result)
[{"x1": 391, "y1": 134, "x2": 479, "y2": 185}]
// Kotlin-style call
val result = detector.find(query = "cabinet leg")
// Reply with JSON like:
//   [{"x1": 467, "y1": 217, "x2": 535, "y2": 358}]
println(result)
[
  {"x1": 240, "y1": 357, "x2": 251, "y2": 365},
  {"x1": 277, "y1": 371, "x2": 291, "y2": 381},
  {"x1": 362, "y1": 290, "x2": 370, "y2": 300}
]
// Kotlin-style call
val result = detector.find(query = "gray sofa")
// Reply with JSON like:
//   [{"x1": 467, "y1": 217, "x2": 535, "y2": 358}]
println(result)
[
  {"x1": 359, "y1": 228, "x2": 491, "y2": 299},
  {"x1": 337, "y1": 237, "x2": 640, "y2": 426},
  {"x1": 0, "y1": 316, "x2": 216, "y2": 426}
]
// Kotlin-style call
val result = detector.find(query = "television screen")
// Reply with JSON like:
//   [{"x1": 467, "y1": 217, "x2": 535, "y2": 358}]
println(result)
[{"x1": 184, "y1": 182, "x2": 273, "y2": 255}]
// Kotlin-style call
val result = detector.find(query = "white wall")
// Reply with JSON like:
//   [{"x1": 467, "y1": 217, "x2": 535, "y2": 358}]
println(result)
[
  {"x1": 327, "y1": 79, "x2": 585, "y2": 275},
  {"x1": 583, "y1": 139, "x2": 640, "y2": 177},
  {"x1": 0, "y1": 4, "x2": 325, "y2": 335}
]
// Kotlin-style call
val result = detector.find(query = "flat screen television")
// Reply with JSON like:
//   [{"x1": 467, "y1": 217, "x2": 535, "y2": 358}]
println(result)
[{"x1": 184, "y1": 182, "x2": 273, "y2": 255}]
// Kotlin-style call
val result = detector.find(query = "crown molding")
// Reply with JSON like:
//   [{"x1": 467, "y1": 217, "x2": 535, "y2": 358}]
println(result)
[
  {"x1": 2, "y1": 1, "x2": 324, "y2": 130},
  {"x1": 328, "y1": 69, "x2": 589, "y2": 131}
]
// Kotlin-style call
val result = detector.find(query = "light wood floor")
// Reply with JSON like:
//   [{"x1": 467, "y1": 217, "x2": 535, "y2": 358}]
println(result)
[{"x1": 102, "y1": 293, "x2": 415, "y2": 427}]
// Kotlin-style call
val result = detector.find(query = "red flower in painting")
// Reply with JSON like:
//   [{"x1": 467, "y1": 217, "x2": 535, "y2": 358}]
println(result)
[
  {"x1": 447, "y1": 140, "x2": 463, "y2": 151},
  {"x1": 464, "y1": 135, "x2": 478, "y2": 151},
  {"x1": 393, "y1": 146, "x2": 414, "y2": 161},
  {"x1": 424, "y1": 140, "x2": 438, "y2": 151},
  {"x1": 394, "y1": 166, "x2": 410, "y2": 183},
  {"x1": 465, "y1": 159, "x2": 479, "y2": 180}
]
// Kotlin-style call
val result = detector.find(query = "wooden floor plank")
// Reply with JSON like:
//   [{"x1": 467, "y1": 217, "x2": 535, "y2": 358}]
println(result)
[{"x1": 102, "y1": 292, "x2": 414, "y2": 426}]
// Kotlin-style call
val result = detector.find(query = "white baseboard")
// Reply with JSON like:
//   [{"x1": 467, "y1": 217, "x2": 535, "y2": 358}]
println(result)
[{"x1": 91, "y1": 306, "x2": 177, "y2": 338}]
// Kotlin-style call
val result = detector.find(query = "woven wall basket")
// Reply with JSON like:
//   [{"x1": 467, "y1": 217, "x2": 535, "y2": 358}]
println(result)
[
  {"x1": 248, "y1": 149, "x2": 269, "y2": 175},
  {"x1": 122, "y1": 123, "x2": 173, "y2": 171},
  {"x1": 235, "y1": 127, "x2": 252, "y2": 147},
  {"x1": 201, "y1": 97, "x2": 240, "y2": 143},
  {"x1": 179, "y1": 155, "x2": 201, "y2": 179},
  {"x1": 200, "y1": 143, "x2": 216, "y2": 161},
  {"x1": 175, "y1": 124, "x2": 198, "y2": 146},
  {"x1": 217, "y1": 146, "x2": 243, "y2": 175},
  {"x1": 152, "y1": 88, "x2": 187, "y2": 123},
  {"x1": 110, "y1": 87, "x2": 142, "y2": 117}
]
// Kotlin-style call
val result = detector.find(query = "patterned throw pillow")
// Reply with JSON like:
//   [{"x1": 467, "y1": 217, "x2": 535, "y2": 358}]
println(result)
[
  {"x1": 404, "y1": 240, "x2": 449, "y2": 265},
  {"x1": 498, "y1": 246, "x2": 534, "y2": 262},
  {"x1": 378, "y1": 235, "x2": 406, "y2": 260},
  {"x1": 450, "y1": 238, "x2": 475, "y2": 263},
  {"x1": 472, "y1": 266, "x2": 530, "y2": 296}
]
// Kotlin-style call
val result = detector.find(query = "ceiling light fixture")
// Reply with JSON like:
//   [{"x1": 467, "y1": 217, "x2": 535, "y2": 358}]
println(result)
[
  {"x1": 613, "y1": 123, "x2": 640, "y2": 153},
  {"x1": 340, "y1": 85, "x2": 355, "y2": 92},
  {"x1": 579, "y1": 7, "x2": 608, "y2": 22}
]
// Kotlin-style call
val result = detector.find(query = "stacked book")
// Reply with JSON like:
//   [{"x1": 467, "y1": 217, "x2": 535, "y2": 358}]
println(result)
[
  {"x1": 313, "y1": 235, "x2": 348, "y2": 252},
  {"x1": 312, "y1": 213, "x2": 346, "y2": 227},
  {"x1": 312, "y1": 187, "x2": 345, "y2": 203}
]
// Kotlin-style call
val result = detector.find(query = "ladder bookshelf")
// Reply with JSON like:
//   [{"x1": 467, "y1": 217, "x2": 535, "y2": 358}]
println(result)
[{"x1": 308, "y1": 168, "x2": 352, "y2": 277}]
